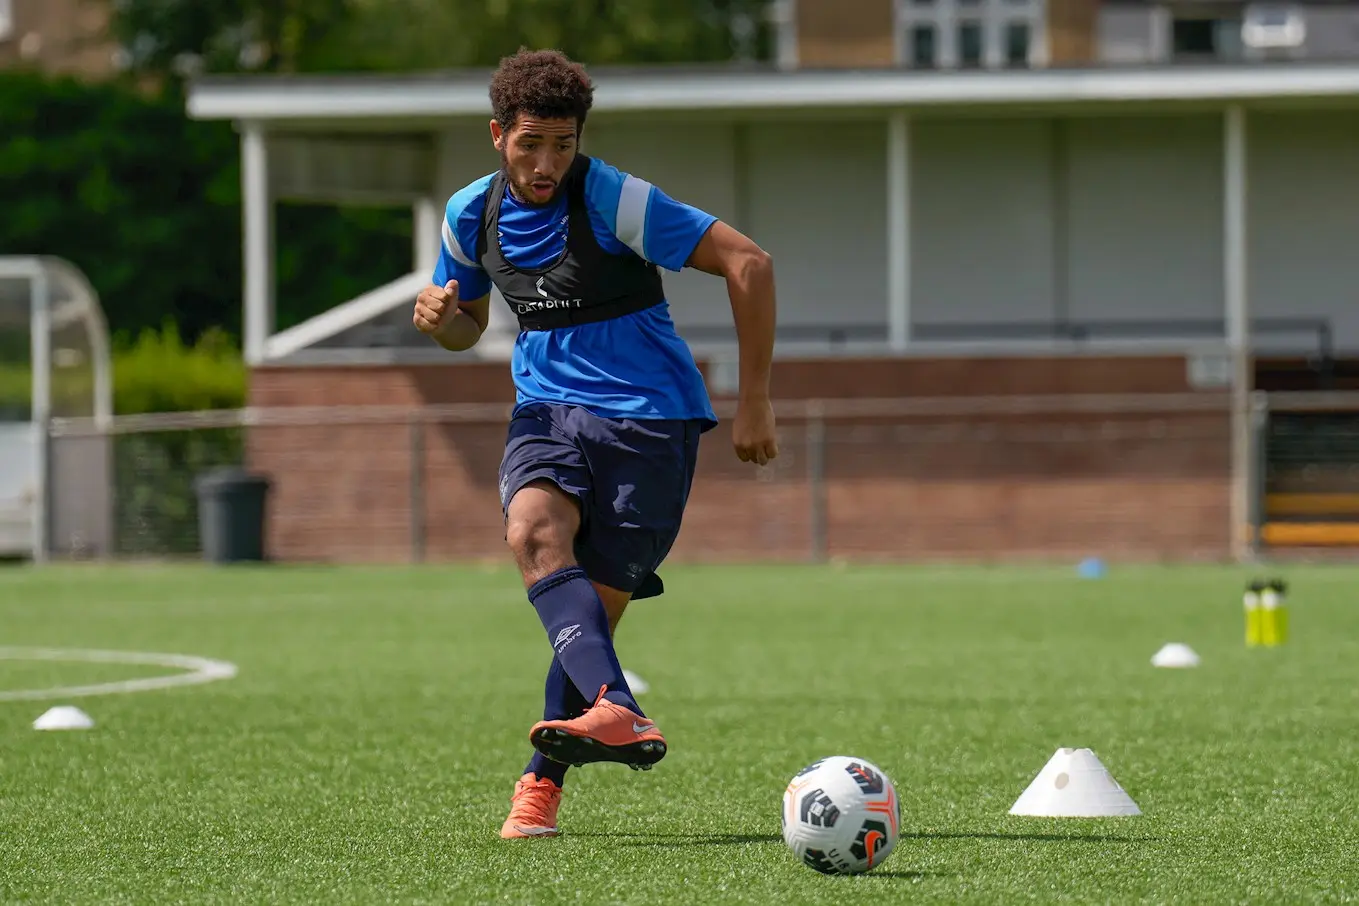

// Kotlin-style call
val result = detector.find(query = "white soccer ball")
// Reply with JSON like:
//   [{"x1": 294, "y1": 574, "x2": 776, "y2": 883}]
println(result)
[{"x1": 781, "y1": 755, "x2": 900, "y2": 875}]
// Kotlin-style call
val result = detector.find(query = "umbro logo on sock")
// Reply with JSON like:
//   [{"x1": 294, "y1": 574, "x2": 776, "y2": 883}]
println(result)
[{"x1": 553, "y1": 624, "x2": 582, "y2": 651}]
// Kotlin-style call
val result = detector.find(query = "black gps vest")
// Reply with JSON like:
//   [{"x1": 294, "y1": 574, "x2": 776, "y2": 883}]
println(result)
[{"x1": 475, "y1": 155, "x2": 666, "y2": 331}]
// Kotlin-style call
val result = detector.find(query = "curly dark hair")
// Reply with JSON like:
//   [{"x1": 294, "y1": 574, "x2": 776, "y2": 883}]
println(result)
[{"x1": 489, "y1": 48, "x2": 595, "y2": 135}]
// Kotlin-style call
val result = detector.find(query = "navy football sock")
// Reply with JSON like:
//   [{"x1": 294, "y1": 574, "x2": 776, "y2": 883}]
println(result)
[
  {"x1": 525, "y1": 751, "x2": 567, "y2": 786},
  {"x1": 528, "y1": 566, "x2": 643, "y2": 715},
  {"x1": 545, "y1": 654, "x2": 592, "y2": 721},
  {"x1": 523, "y1": 657, "x2": 588, "y2": 786}
]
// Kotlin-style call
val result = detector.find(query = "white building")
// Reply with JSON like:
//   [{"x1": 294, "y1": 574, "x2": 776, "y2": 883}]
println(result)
[{"x1": 187, "y1": 63, "x2": 1359, "y2": 375}]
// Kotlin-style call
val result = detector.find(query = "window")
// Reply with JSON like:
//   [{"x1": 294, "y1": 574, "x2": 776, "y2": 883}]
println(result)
[
  {"x1": 0, "y1": 0, "x2": 13, "y2": 41},
  {"x1": 897, "y1": 0, "x2": 1042, "y2": 70},
  {"x1": 1172, "y1": 18, "x2": 1218, "y2": 56},
  {"x1": 1005, "y1": 22, "x2": 1030, "y2": 66},
  {"x1": 958, "y1": 21, "x2": 984, "y2": 67},
  {"x1": 1172, "y1": 15, "x2": 1248, "y2": 60},
  {"x1": 1242, "y1": 3, "x2": 1305, "y2": 50},
  {"x1": 910, "y1": 24, "x2": 937, "y2": 66}
]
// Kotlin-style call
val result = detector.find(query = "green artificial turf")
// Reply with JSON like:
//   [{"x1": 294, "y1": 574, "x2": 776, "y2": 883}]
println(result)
[{"x1": 0, "y1": 562, "x2": 1356, "y2": 904}]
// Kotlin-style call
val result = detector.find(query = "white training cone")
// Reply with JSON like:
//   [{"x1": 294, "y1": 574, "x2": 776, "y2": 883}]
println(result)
[
  {"x1": 33, "y1": 705, "x2": 95, "y2": 731},
  {"x1": 1151, "y1": 642, "x2": 1200, "y2": 668},
  {"x1": 1009, "y1": 747, "x2": 1141, "y2": 817},
  {"x1": 622, "y1": 669, "x2": 650, "y2": 695}
]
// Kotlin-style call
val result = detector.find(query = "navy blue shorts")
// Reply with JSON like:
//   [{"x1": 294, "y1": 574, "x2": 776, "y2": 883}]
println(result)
[{"x1": 498, "y1": 402, "x2": 703, "y2": 598}]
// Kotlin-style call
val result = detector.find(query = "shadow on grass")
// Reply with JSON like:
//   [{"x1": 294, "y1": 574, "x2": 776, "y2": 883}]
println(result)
[
  {"x1": 854, "y1": 870, "x2": 949, "y2": 881},
  {"x1": 902, "y1": 831, "x2": 1156, "y2": 844},
  {"x1": 577, "y1": 830, "x2": 1154, "y2": 846},
  {"x1": 576, "y1": 832, "x2": 783, "y2": 846}
]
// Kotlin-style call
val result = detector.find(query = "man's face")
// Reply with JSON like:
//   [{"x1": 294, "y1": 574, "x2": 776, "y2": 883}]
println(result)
[{"x1": 490, "y1": 114, "x2": 579, "y2": 206}]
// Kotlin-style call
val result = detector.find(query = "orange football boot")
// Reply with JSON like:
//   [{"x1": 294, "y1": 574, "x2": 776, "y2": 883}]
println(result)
[
  {"x1": 529, "y1": 687, "x2": 667, "y2": 770},
  {"x1": 499, "y1": 773, "x2": 563, "y2": 839}
]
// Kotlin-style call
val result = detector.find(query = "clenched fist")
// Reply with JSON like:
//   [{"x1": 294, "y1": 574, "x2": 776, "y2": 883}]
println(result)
[
  {"x1": 733, "y1": 395, "x2": 778, "y2": 466},
  {"x1": 414, "y1": 280, "x2": 460, "y2": 335}
]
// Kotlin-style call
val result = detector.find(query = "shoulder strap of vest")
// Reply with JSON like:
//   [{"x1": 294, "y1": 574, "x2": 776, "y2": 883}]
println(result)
[
  {"x1": 566, "y1": 154, "x2": 592, "y2": 207},
  {"x1": 564, "y1": 154, "x2": 603, "y2": 255}
]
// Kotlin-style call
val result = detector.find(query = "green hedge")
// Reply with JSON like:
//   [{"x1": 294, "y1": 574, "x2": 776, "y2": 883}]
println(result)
[
  {"x1": 112, "y1": 322, "x2": 246, "y2": 414},
  {"x1": 0, "y1": 360, "x2": 29, "y2": 421},
  {"x1": 0, "y1": 322, "x2": 246, "y2": 417}
]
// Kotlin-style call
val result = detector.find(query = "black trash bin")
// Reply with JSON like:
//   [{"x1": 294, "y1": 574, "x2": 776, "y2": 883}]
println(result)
[{"x1": 195, "y1": 467, "x2": 271, "y2": 563}]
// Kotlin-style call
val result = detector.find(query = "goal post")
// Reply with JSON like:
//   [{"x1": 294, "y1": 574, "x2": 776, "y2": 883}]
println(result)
[{"x1": 0, "y1": 257, "x2": 113, "y2": 562}]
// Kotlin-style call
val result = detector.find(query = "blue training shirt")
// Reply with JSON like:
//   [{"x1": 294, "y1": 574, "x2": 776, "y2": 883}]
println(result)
[{"x1": 433, "y1": 157, "x2": 718, "y2": 428}]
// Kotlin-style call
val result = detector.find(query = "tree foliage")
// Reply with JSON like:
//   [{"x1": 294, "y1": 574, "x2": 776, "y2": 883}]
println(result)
[
  {"x1": 324, "y1": 0, "x2": 771, "y2": 71},
  {"x1": 104, "y1": 0, "x2": 353, "y2": 76},
  {"x1": 107, "y1": 0, "x2": 771, "y2": 76},
  {"x1": 0, "y1": 70, "x2": 412, "y2": 343},
  {"x1": 0, "y1": 71, "x2": 241, "y2": 341}
]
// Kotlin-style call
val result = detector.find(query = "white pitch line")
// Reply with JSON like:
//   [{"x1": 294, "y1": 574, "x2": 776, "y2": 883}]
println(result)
[{"x1": 0, "y1": 647, "x2": 238, "y2": 702}]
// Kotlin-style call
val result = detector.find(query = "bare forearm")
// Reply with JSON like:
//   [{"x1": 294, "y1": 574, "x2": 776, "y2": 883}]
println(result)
[
  {"x1": 728, "y1": 252, "x2": 776, "y2": 401},
  {"x1": 432, "y1": 310, "x2": 484, "y2": 352}
]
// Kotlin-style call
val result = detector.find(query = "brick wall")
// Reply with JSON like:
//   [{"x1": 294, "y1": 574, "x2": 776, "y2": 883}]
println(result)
[
  {"x1": 246, "y1": 355, "x2": 1232, "y2": 564},
  {"x1": 1046, "y1": 0, "x2": 1100, "y2": 66},
  {"x1": 793, "y1": 0, "x2": 897, "y2": 68},
  {"x1": 0, "y1": 0, "x2": 117, "y2": 79}
]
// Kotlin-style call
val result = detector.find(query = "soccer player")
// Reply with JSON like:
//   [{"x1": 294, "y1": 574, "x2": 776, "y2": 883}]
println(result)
[{"x1": 412, "y1": 48, "x2": 779, "y2": 840}]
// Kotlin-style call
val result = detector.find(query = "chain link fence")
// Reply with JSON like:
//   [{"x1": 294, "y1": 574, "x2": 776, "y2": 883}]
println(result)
[{"x1": 43, "y1": 393, "x2": 1245, "y2": 563}]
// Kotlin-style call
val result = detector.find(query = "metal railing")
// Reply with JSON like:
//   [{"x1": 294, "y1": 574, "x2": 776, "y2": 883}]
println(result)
[
  {"x1": 41, "y1": 392, "x2": 1241, "y2": 565},
  {"x1": 678, "y1": 316, "x2": 1335, "y2": 360},
  {"x1": 1248, "y1": 389, "x2": 1359, "y2": 551}
]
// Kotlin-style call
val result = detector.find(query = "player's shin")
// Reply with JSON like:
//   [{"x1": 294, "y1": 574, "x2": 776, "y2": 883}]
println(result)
[{"x1": 527, "y1": 566, "x2": 643, "y2": 715}]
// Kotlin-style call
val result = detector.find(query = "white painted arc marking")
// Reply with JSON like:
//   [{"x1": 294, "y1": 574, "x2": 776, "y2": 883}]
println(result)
[{"x1": 0, "y1": 647, "x2": 238, "y2": 702}]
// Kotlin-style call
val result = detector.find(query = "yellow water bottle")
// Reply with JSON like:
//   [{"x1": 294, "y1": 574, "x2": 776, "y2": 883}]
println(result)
[
  {"x1": 1244, "y1": 579, "x2": 1263, "y2": 647},
  {"x1": 1260, "y1": 579, "x2": 1282, "y2": 647},
  {"x1": 1267, "y1": 578, "x2": 1289, "y2": 646}
]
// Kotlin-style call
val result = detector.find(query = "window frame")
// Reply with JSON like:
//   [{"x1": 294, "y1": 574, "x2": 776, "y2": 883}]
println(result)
[{"x1": 895, "y1": 0, "x2": 1047, "y2": 69}]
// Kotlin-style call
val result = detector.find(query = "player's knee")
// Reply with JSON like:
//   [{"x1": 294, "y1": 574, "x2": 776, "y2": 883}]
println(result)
[
  {"x1": 505, "y1": 514, "x2": 554, "y2": 564},
  {"x1": 505, "y1": 507, "x2": 574, "y2": 583}
]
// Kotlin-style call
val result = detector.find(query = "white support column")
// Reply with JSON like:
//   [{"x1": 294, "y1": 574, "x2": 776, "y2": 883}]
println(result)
[
  {"x1": 1030, "y1": 7, "x2": 1050, "y2": 66},
  {"x1": 242, "y1": 122, "x2": 275, "y2": 366},
  {"x1": 30, "y1": 268, "x2": 50, "y2": 564},
  {"x1": 413, "y1": 196, "x2": 440, "y2": 276},
  {"x1": 1224, "y1": 104, "x2": 1252, "y2": 562},
  {"x1": 770, "y1": 0, "x2": 798, "y2": 70},
  {"x1": 887, "y1": 110, "x2": 912, "y2": 352}
]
